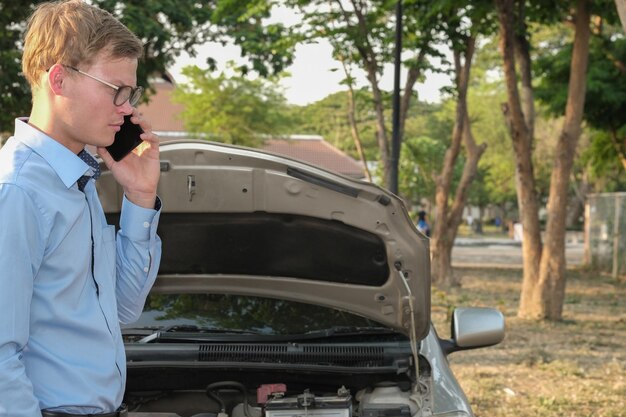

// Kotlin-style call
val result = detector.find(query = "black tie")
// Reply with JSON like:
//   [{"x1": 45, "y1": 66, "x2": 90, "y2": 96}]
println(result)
[{"x1": 76, "y1": 149, "x2": 101, "y2": 191}]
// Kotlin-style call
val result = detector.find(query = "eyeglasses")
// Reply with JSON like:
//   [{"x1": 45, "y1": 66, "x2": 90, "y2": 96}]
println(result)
[{"x1": 65, "y1": 65, "x2": 143, "y2": 107}]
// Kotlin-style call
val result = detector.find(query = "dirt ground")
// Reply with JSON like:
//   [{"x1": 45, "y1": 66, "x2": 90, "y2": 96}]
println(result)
[{"x1": 430, "y1": 267, "x2": 625, "y2": 417}]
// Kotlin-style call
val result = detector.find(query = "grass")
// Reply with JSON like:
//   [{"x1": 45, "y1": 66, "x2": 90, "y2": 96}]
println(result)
[
  {"x1": 431, "y1": 267, "x2": 626, "y2": 417},
  {"x1": 455, "y1": 224, "x2": 509, "y2": 238}
]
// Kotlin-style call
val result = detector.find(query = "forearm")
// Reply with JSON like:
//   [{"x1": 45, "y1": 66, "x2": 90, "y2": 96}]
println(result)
[{"x1": 115, "y1": 195, "x2": 162, "y2": 324}]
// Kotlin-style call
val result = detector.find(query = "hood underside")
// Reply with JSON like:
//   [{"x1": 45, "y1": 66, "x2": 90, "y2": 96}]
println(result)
[{"x1": 97, "y1": 140, "x2": 431, "y2": 339}]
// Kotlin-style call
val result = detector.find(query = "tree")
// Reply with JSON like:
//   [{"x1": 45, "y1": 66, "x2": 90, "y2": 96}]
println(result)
[
  {"x1": 0, "y1": 1, "x2": 47, "y2": 137},
  {"x1": 495, "y1": 0, "x2": 592, "y2": 320},
  {"x1": 467, "y1": 76, "x2": 519, "y2": 219},
  {"x1": 429, "y1": 37, "x2": 486, "y2": 285},
  {"x1": 536, "y1": 34, "x2": 626, "y2": 172},
  {"x1": 285, "y1": 0, "x2": 496, "y2": 286},
  {"x1": 423, "y1": 1, "x2": 498, "y2": 286},
  {"x1": 286, "y1": 89, "x2": 380, "y2": 162},
  {"x1": 286, "y1": 0, "x2": 440, "y2": 189},
  {"x1": 616, "y1": 0, "x2": 626, "y2": 33},
  {"x1": 399, "y1": 135, "x2": 447, "y2": 208},
  {"x1": 172, "y1": 65, "x2": 292, "y2": 146},
  {"x1": 0, "y1": 0, "x2": 296, "y2": 135}
]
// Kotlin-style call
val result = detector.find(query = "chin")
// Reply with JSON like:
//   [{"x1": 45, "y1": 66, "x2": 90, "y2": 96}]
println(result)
[{"x1": 100, "y1": 135, "x2": 116, "y2": 148}]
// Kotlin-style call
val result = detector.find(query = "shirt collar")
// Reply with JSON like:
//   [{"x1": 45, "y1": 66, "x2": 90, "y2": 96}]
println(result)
[{"x1": 13, "y1": 118, "x2": 93, "y2": 189}]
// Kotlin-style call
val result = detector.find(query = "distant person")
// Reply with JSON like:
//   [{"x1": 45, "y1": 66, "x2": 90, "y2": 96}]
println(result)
[{"x1": 417, "y1": 210, "x2": 431, "y2": 237}]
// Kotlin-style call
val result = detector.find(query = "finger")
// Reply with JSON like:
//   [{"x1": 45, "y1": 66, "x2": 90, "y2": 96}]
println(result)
[
  {"x1": 96, "y1": 146, "x2": 116, "y2": 169},
  {"x1": 130, "y1": 112, "x2": 158, "y2": 147},
  {"x1": 131, "y1": 110, "x2": 152, "y2": 132},
  {"x1": 140, "y1": 130, "x2": 160, "y2": 148}
]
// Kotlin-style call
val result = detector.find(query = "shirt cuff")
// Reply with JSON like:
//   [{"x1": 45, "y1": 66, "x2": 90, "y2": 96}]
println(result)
[{"x1": 120, "y1": 195, "x2": 162, "y2": 241}]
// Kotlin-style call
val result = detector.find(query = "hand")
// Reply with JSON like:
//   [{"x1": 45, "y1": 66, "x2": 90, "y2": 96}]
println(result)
[{"x1": 97, "y1": 110, "x2": 160, "y2": 209}]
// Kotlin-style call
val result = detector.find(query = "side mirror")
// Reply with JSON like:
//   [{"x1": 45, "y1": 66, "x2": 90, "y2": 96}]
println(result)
[{"x1": 440, "y1": 307, "x2": 505, "y2": 355}]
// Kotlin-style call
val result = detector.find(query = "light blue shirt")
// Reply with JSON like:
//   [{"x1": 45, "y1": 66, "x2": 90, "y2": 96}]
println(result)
[{"x1": 0, "y1": 119, "x2": 162, "y2": 416}]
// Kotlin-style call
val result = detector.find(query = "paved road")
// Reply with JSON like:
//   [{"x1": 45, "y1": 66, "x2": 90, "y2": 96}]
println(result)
[{"x1": 451, "y1": 235, "x2": 585, "y2": 268}]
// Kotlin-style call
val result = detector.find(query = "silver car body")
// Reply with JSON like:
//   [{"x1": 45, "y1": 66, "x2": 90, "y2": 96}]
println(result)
[{"x1": 97, "y1": 140, "x2": 504, "y2": 417}]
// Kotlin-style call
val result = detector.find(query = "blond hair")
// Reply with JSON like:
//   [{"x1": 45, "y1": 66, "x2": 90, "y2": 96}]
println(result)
[{"x1": 22, "y1": 0, "x2": 143, "y2": 89}]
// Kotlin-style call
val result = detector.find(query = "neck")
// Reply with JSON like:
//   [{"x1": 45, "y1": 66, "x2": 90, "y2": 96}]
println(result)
[{"x1": 29, "y1": 94, "x2": 82, "y2": 154}]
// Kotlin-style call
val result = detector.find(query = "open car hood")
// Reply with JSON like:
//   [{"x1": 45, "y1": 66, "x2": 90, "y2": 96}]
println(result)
[{"x1": 97, "y1": 140, "x2": 431, "y2": 339}]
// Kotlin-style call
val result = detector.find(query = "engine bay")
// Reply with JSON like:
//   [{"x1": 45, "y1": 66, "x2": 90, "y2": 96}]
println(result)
[{"x1": 125, "y1": 380, "x2": 425, "y2": 417}]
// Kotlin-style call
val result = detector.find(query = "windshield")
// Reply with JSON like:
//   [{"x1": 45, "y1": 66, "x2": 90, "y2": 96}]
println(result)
[{"x1": 124, "y1": 293, "x2": 393, "y2": 335}]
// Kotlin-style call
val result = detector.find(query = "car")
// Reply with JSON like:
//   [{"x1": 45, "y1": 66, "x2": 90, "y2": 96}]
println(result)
[{"x1": 97, "y1": 139, "x2": 505, "y2": 417}]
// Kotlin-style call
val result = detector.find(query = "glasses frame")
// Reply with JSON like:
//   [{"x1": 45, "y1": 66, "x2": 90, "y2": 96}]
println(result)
[{"x1": 65, "y1": 65, "x2": 143, "y2": 107}]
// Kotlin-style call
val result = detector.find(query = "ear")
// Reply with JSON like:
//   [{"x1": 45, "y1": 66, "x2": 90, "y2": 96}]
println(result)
[{"x1": 47, "y1": 64, "x2": 67, "y2": 96}]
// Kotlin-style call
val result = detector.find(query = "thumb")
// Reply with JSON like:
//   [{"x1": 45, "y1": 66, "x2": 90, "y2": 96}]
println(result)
[{"x1": 97, "y1": 146, "x2": 116, "y2": 170}]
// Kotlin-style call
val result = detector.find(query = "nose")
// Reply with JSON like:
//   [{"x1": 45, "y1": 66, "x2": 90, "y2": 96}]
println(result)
[{"x1": 117, "y1": 99, "x2": 134, "y2": 116}]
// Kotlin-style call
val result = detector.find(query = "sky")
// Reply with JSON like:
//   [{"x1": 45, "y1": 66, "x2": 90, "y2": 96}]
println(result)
[{"x1": 170, "y1": 39, "x2": 452, "y2": 106}]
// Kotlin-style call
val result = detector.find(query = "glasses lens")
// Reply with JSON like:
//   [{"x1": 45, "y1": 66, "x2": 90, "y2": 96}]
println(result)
[
  {"x1": 129, "y1": 87, "x2": 143, "y2": 107},
  {"x1": 114, "y1": 86, "x2": 132, "y2": 106}
]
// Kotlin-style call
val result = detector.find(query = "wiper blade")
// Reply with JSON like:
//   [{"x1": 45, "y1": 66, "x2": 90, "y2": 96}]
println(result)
[
  {"x1": 160, "y1": 324, "x2": 259, "y2": 334},
  {"x1": 122, "y1": 326, "x2": 161, "y2": 336},
  {"x1": 301, "y1": 326, "x2": 399, "y2": 338},
  {"x1": 127, "y1": 325, "x2": 261, "y2": 344}
]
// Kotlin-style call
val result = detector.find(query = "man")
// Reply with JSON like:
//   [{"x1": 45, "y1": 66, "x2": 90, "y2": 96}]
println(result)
[{"x1": 0, "y1": 1, "x2": 162, "y2": 416}]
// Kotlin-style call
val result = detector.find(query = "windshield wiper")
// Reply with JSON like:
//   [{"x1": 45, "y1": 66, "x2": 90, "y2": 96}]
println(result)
[
  {"x1": 124, "y1": 325, "x2": 261, "y2": 343},
  {"x1": 123, "y1": 325, "x2": 402, "y2": 344},
  {"x1": 160, "y1": 324, "x2": 259, "y2": 334},
  {"x1": 298, "y1": 326, "x2": 400, "y2": 339}
]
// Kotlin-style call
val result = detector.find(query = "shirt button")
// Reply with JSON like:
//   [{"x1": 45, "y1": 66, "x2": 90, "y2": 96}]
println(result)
[
  {"x1": 144, "y1": 266, "x2": 149, "y2": 273},
  {"x1": 143, "y1": 221, "x2": 150, "y2": 228}
]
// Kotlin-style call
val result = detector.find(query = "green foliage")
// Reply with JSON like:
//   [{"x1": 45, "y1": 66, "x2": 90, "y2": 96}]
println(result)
[
  {"x1": 172, "y1": 65, "x2": 292, "y2": 146},
  {"x1": 399, "y1": 135, "x2": 447, "y2": 204},
  {"x1": 534, "y1": 24, "x2": 626, "y2": 192},
  {"x1": 581, "y1": 129, "x2": 626, "y2": 191},
  {"x1": 0, "y1": 0, "x2": 296, "y2": 135},
  {"x1": 285, "y1": 89, "x2": 379, "y2": 161},
  {"x1": 467, "y1": 79, "x2": 517, "y2": 207},
  {"x1": 535, "y1": 36, "x2": 626, "y2": 131},
  {"x1": 0, "y1": 1, "x2": 46, "y2": 135},
  {"x1": 209, "y1": 0, "x2": 300, "y2": 77},
  {"x1": 95, "y1": 0, "x2": 297, "y2": 94},
  {"x1": 95, "y1": 0, "x2": 214, "y2": 90}
]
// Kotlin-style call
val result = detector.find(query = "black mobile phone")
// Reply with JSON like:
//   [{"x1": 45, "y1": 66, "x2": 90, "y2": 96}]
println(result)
[{"x1": 106, "y1": 115, "x2": 144, "y2": 161}]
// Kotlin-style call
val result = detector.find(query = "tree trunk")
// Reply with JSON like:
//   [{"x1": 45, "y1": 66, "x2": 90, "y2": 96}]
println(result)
[
  {"x1": 346, "y1": 89, "x2": 373, "y2": 182},
  {"x1": 400, "y1": 49, "x2": 427, "y2": 142},
  {"x1": 432, "y1": 110, "x2": 486, "y2": 287},
  {"x1": 347, "y1": 1, "x2": 391, "y2": 187},
  {"x1": 615, "y1": 0, "x2": 626, "y2": 34},
  {"x1": 448, "y1": 111, "x2": 488, "y2": 240},
  {"x1": 369, "y1": 79, "x2": 391, "y2": 186},
  {"x1": 495, "y1": 0, "x2": 543, "y2": 318},
  {"x1": 609, "y1": 130, "x2": 626, "y2": 171},
  {"x1": 536, "y1": 0, "x2": 591, "y2": 320},
  {"x1": 431, "y1": 37, "x2": 482, "y2": 287},
  {"x1": 514, "y1": 0, "x2": 535, "y2": 140},
  {"x1": 339, "y1": 57, "x2": 372, "y2": 182},
  {"x1": 566, "y1": 173, "x2": 591, "y2": 228}
]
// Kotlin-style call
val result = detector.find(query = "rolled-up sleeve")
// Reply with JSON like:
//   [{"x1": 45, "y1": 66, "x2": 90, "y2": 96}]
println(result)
[
  {"x1": 115, "y1": 195, "x2": 162, "y2": 324},
  {"x1": 0, "y1": 184, "x2": 45, "y2": 417}
]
